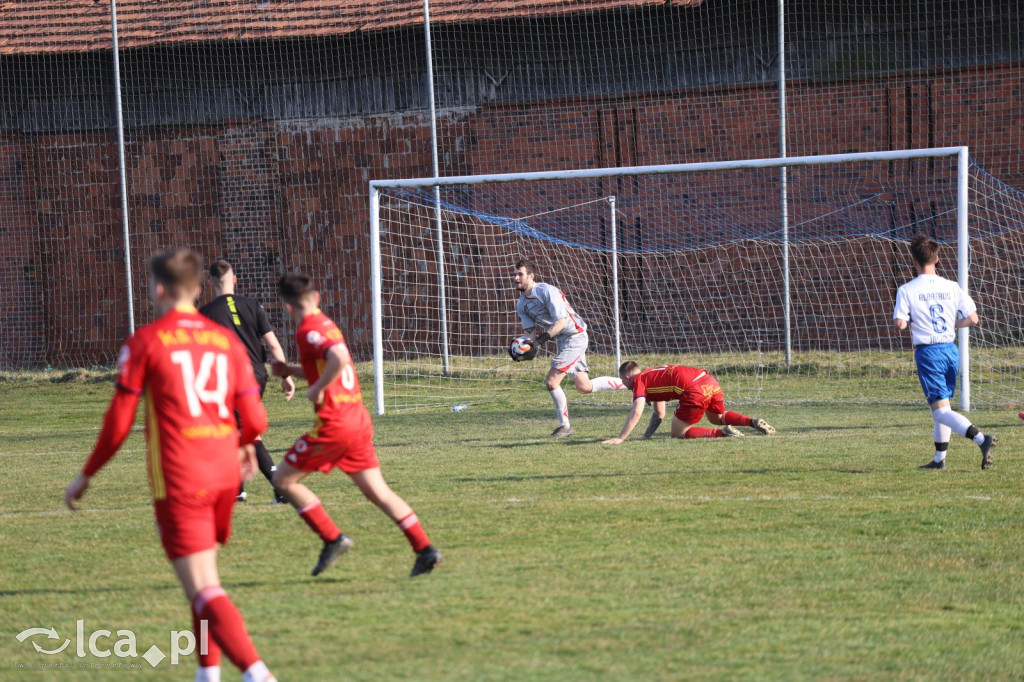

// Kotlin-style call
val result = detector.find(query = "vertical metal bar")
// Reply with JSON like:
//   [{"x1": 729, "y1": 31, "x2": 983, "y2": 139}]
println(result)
[
  {"x1": 957, "y1": 146, "x2": 971, "y2": 411},
  {"x1": 609, "y1": 196, "x2": 621, "y2": 371},
  {"x1": 110, "y1": 0, "x2": 134, "y2": 334},
  {"x1": 423, "y1": 0, "x2": 450, "y2": 375},
  {"x1": 779, "y1": 0, "x2": 791, "y2": 366},
  {"x1": 370, "y1": 186, "x2": 385, "y2": 415}
]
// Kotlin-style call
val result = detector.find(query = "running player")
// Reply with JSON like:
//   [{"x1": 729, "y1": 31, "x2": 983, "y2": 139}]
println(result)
[
  {"x1": 893, "y1": 232, "x2": 995, "y2": 469},
  {"x1": 200, "y1": 258, "x2": 295, "y2": 503},
  {"x1": 512, "y1": 258, "x2": 625, "y2": 438},
  {"x1": 63, "y1": 248, "x2": 276, "y2": 682},
  {"x1": 269, "y1": 273, "x2": 442, "y2": 577},
  {"x1": 601, "y1": 362, "x2": 775, "y2": 444}
]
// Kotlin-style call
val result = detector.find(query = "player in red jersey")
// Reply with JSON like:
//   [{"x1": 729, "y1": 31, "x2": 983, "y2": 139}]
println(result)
[
  {"x1": 269, "y1": 273, "x2": 442, "y2": 578},
  {"x1": 63, "y1": 249, "x2": 276, "y2": 682},
  {"x1": 601, "y1": 362, "x2": 776, "y2": 445}
]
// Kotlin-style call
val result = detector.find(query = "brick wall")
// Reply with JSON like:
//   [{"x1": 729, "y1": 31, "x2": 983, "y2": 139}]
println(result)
[{"x1": 1, "y1": 65, "x2": 1022, "y2": 368}]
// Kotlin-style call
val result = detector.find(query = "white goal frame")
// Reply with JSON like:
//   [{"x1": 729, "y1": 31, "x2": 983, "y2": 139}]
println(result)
[{"x1": 369, "y1": 146, "x2": 972, "y2": 414}]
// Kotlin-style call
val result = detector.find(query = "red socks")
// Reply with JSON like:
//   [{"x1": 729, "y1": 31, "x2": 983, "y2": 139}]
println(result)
[
  {"x1": 298, "y1": 499, "x2": 342, "y2": 542},
  {"x1": 722, "y1": 411, "x2": 753, "y2": 427},
  {"x1": 191, "y1": 603, "x2": 220, "y2": 668},
  {"x1": 397, "y1": 512, "x2": 431, "y2": 552},
  {"x1": 192, "y1": 586, "x2": 259, "y2": 672},
  {"x1": 683, "y1": 427, "x2": 724, "y2": 438}
]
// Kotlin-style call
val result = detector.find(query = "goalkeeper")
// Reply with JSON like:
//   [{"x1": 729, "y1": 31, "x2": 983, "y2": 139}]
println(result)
[
  {"x1": 602, "y1": 362, "x2": 775, "y2": 444},
  {"x1": 511, "y1": 258, "x2": 625, "y2": 438}
]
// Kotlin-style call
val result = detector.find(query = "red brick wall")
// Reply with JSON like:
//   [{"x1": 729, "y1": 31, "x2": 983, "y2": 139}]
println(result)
[{"x1": 1, "y1": 65, "x2": 1021, "y2": 368}]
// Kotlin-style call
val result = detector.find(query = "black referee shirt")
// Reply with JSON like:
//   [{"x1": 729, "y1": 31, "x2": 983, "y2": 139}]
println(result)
[{"x1": 199, "y1": 294, "x2": 273, "y2": 383}]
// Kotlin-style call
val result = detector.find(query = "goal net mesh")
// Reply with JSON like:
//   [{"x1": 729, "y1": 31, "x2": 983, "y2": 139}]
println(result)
[{"x1": 376, "y1": 158, "x2": 1024, "y2": 411}]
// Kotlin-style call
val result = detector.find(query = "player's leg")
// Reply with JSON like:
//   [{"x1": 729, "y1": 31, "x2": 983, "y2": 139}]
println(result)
[
  {"x1": 709, "y1": 405, "x2": 775, "y2": 435},
  {"x1": 672, "y1": 398, "x2": 742, "y2": 439},
  {"x1": 921, "y1": 417, "x2": 952, "y2": 469},
  {"x1": 348, "y1": 466, "x2": 442, "y2": 577},
  {"x1": 545, "y1": 366, "x2": 573, "y2": 437},
  {"x1": 165, "y1": 491, "x2": 274, "y2": 682},
  {"x1": 273, "y1": 456, "x2": 353, "y2": 575},
  {"x1": 573, "y1": 371, "x2": 625, "y2": 394},
  {"x1": 918, "y1": 345, "x2": 994, "y2": 469}
]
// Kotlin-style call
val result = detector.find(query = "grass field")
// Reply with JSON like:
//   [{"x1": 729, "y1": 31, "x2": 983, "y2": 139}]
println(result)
[{"x1": 2, "y1": 369, "x2": 1023, "y2": 680}]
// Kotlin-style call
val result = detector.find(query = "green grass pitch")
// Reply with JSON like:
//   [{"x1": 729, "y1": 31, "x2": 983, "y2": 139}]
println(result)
[{"x1": 1, "y1": 369, "x2": 1023, "y2": 680}]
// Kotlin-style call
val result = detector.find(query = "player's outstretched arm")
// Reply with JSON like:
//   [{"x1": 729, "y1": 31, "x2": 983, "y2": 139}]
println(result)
[
  {"x1": 64, "y1": 474, "x2": 90, "y2": 511},
  {"x1": 263, "y1": 331, "x2": 296, "y2": 400},
  {"x1": 602, "y1": 397, "x2": 647, "y2": 445},
  {"x1": 307, "y1": 345, "x2": 345, "y2": 407},
  {"x1": 65, "y1": 389, "x2": 140, "y2": 510},
  {"x1": 638, "y1": 401, "x2": 666, "y2": 440},
  {"x1": 270, "y1": 358, "x2": 305, "y2": 380}
]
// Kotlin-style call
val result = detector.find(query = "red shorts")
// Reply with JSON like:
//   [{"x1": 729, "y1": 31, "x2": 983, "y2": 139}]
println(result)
[
  {"x1": 673, "y1": 375, "x2": 726, "y2": 425},
  {"x1": 284, "y1": 430, "x2": 380, "y2": 474},
  {"x1": 153, "y1": 487, "x2": 236, "y2": 561}
]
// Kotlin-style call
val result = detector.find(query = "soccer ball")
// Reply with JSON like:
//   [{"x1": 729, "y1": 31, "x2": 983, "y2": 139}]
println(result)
[{"x1": 508, "y1": 336, "x2": 534, "y2": 361}]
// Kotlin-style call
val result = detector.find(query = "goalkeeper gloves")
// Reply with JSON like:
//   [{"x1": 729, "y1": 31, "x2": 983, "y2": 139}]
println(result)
[{"x1": 523, "y1": 331, "x2": 550, "y2": 361}]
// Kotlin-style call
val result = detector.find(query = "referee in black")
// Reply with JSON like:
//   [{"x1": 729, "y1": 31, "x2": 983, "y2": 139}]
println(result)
[{"x1": 200, "y1": 258, "x2": 295, "y2": 503}]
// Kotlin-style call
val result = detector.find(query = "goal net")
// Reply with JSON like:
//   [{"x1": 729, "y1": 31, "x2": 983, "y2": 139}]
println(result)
[{"x1": 371, "y1": 148, "x2": 1024, "y2": 413}]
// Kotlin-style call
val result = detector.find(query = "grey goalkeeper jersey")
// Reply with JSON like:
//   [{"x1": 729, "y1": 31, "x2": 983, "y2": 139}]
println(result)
[{"x1": 516, "y1": 282, "x2": 586, "y2": 339}]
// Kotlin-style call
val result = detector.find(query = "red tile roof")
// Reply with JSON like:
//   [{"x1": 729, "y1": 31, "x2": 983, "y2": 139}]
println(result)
[{"x1": 0, "y1": 0, "x2": 703, "y2": 55}]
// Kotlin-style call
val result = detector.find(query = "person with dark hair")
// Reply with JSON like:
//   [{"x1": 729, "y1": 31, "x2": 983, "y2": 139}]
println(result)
[
  {"x1": 893, "y1": 233, "x2": 995, "y2": 470},
  {"x1": 200, "y1": 258, "x2": 294, "y2": 503},
  {"x1": 269, "y1": 273, "x2": 442, "y2": 578},
  {"x1": 64, "y1": 248, "x2": 276, "y2": 682},
  {"x1": 601, "y1": 361, "x2": 774, "y2": 444},
  {"x1": 511, "y1": 258, "x2": 625, "y2": 438}
]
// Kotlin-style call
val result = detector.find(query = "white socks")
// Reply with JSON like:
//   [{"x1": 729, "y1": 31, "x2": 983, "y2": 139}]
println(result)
[
  {"x1": 550, "y1": 387, "x2": 570, "y2": 427},
  {"x1": 590, "y1": 376, "x2": 625, "y2": 392},
  {"x1": 195, "y1": 666, "x2": 221, "y2": 682},
  {"x1": 932, "y1": 421, "x2": 951, "y2": 462},
  {"x1": 242, "y1": 662, "x2": 273, "y2": 682},
  {"x1": 932, "y1": 406, "x2": 985, "y2": 445}
]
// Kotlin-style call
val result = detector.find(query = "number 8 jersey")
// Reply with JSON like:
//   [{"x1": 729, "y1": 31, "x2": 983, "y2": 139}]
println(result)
[
  {"x1": 102, "y1": 307, "x2": 262, "y2": 500},
  {"x1": 893, "y1": 273, "x2": 977, "y2": 347}
]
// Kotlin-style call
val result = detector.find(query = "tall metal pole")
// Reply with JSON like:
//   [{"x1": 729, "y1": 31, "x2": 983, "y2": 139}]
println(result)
[
  {"x1": 423, "y1": 0, "x2": 450, "y2": 375},
  {"x1": 110, "y1": 0, "x2": 134, "y2": 334},
  {"x1": 779, "y1": 0, "x2": 791, "y2": 366},
  {"x1": 371, "y1": 187, "x2": 385, "y2": 415},
  {"x1": 957, "y1": 147, "x2": 971, "y2": 411},
  {"x1": 609, "y1": 196, "x2": 621, "y2": 371}
]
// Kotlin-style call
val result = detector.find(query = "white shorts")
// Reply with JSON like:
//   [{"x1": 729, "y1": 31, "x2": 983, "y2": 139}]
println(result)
[{"x1": 551, "y1": 332, "x2": 589, "y2": 377}]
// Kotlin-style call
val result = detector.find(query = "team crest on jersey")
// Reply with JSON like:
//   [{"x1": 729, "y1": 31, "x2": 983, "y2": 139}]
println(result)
[
  {"x1": 294, "y1": 439, "x2": 308, "y2": 453},
  {"x1": 306, "y1": 330, "x2": 323, "y2": 346},
  {"x1": 116, "y1": 345, "x2": 131, "y2": 374}
]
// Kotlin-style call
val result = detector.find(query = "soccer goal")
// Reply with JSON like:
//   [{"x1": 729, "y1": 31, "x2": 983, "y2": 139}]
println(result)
[{"x1": 370, "y1": 147, "x2": 1024, "y2": 414}]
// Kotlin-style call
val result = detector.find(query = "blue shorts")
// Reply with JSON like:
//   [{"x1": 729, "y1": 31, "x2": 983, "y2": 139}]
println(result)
[{"x1": 914, "y1": 343, "x2": 958, "y2": 404}]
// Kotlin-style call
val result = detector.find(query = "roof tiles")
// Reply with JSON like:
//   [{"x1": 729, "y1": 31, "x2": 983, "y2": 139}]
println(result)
[{"x1": 0, "y1": 0, "x2": 703, "y2": 55}]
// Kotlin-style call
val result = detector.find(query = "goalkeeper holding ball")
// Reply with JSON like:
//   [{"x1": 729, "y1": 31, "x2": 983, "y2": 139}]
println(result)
[{"x1": 510, "y1": 258, "x2": 625, "y2": 438}]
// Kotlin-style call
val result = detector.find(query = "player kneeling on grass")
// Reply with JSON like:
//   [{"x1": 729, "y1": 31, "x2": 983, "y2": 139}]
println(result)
[
  {"x1": 892, "y1": 232, "x2": 995, "y2": 470},
  {"x1": 601, "y1": 362, "x2": 775, "y2": 445},
  {"x1": 64, "y1": 248, "x2": 276, "y2": 682},
  {"x1": 269, "y1": 273, "x2": 442, "y2": 578}
]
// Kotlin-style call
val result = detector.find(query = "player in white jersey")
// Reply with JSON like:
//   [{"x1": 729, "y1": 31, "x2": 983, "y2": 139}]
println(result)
[
  {"x1": 512, "y1": 258, "x2": 625, "y2": 437},
  {"x1": 892, "y1": 233, "x2": 994, "y2": 470}
]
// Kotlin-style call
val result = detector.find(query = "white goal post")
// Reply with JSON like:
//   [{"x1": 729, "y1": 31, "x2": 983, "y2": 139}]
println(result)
[{"x1": 369, "y1": 147, "x2": 987, "y2": 415}]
